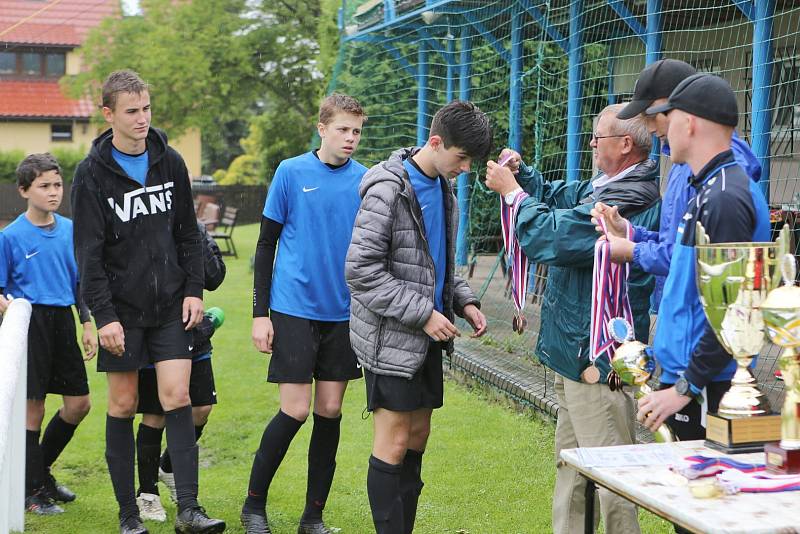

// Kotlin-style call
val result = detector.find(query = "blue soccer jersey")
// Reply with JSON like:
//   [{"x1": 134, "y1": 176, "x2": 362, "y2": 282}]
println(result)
[
  {"x1": 403, "y1": 159, "x2": 445, "y2": 312},
  {"x1": 0, "y1": 213, "x2": 79, "y2": 306},
  {"x1": 263, "y1": 151, "x2": 367, "y2": 321},
  {"x1": 112, "y1": 147, "x2": 149, "y2": 186}
]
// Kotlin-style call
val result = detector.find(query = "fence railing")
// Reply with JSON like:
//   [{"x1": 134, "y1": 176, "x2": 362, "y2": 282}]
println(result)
[{"x1": 0, "y1": 299, "x2": 32, "y2": 534}]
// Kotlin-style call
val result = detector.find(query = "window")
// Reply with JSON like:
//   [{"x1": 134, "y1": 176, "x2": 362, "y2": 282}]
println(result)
[
  {"x1": 21, "y1": 52, "x2": 40, "y2": 75},
  {"x1": 0, "y1": 52, "x2": 14, "y2": 75},
  {"x1": 51, "y1": 124, "x2": 73, "y2": 142},
  {"x1": 45, "y1": 53, "x2": 65, "y2": 76}
]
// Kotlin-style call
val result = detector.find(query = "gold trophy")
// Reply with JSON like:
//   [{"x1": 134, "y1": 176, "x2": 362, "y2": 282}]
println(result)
[
  {"x1": 760, "y1": 253, "x2": 800, "y2": 473},
  {"x1": 606, "y1": 318, "x2": 676, "y2": 443},
  {"x1": 694, "y1": 223, "x2": 787, "y2": 452}
]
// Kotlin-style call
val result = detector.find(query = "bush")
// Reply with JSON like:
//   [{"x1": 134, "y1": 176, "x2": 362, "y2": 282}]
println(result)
[{"x1": 0, "y1": 147, "x2": 87, "y2": 184}]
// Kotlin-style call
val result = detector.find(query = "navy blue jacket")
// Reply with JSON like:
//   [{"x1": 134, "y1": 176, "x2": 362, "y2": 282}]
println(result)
[
  {"x1": 631, "y1": 133, "x2": 761, "y2": 312},
  {"x1": 653, "y1": 150, "x2": 770, "y2": 390}
]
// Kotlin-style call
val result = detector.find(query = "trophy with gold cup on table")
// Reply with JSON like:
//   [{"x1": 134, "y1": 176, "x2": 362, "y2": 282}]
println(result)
[
  {"x1": 694, "y1": 223, "x2": 788, "y2": 453},
  {"x1": 760, "y1": 252, "x2": 800, "y2": 473}
]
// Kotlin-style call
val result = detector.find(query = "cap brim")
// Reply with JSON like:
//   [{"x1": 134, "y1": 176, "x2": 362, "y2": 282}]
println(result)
[
  {"x1": 645, "y1": 102, "x2": 673, "y2": 116},
  {"x1": 617, "y1": 99, "x2": 652, "y2": 120}
]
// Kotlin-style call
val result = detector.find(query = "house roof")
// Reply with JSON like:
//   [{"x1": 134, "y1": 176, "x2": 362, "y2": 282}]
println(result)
[
  {"x1": 0, "y1": 80, "x2": 94, "y2": 118},
  {"x1": 0, "y1": 0, "x2": 118, "y2": 46}
]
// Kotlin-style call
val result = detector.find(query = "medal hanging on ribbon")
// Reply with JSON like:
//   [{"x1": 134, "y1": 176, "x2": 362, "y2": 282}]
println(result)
[
  {"x1": 500, "y1": 191, "x2": 530, "y2": 335},
  {"x1": 584, "y1": 217, "x2": 635, "y2": 384}
]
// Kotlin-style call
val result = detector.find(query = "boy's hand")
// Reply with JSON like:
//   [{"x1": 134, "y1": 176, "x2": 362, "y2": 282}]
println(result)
[
  {"x1": 605, "y1": 234, "x2": 635, "y2": 263},
  {"x1": 98, "y1": 321, "x2": 125, "y2": 356},
  {"x1": 462, "y1": 304, "x2": 487, "y2": 338},
  {"x1": 591, "y1": 202, "x2": 628, "y2": 237},
  {"x1": 0, "y1": 294, "x2": 9, "y2": 314},
  {"x1": 182, "y1": 296, "x2": 204, "y2": 330},
  {"x1": 423, "y1": 310, "x2": 460, "y2": 342},
  {"x1": 252, "y1": 316, "x2": 274, "y2": 354},
  {"x1": 637, "y1": 387, "x2": 692, "y2": 432},
  {"x1": 81, "y1": 322, "x2": 98, "y2": 361}
]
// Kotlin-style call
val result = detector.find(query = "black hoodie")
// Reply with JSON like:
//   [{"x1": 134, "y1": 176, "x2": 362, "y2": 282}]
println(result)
[{"x1": 71, "y1": 127, "x2": 203, "y2": 329}]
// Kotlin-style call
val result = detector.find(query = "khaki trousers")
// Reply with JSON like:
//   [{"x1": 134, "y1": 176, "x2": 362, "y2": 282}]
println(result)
[{"x1": 552, "y1": 374, "x2": 641, "y2": 534}]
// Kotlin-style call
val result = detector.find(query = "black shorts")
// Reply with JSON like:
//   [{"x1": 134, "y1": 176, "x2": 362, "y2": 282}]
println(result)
[
  {"x1": 364, "y1": 344, "x2": 444, "y2": 412},
  {"x1": 136, "y1": 358, "x2": 218, "y2": 415},
  {"x1": 658, "y1": 380, "x2": 731, "y2": 441},
  {"x1": 267, "y1": 311, "x2": 362, "y2": 383},
  {"x1": 27, "y1": 305, "x2": 89, "y2": 400},
  {"x1": 98, "y1": 318, "x2": 193, "y2": 373}
]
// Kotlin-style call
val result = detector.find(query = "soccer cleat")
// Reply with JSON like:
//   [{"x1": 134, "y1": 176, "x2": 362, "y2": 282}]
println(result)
[
  {"x1": 120, "y1": 514, "x2": 149, "y2": 534},
  {"x1": 43, "y1": 473, "x2": 76, "y2": 503},
  {"x1": 240, "y1": 511, "x2": 272, "y2": 534},
  {"x1": 298, "y1": 520, "x2": 334, "y2": 534},
  {"x1": 25, "y1": 492, "x2": 64, "y2": 515},
  {"x1": 174, "y1": 506, "x2": 226, "y2": 534},
  {"x1": 159, "y1": 467, "x2": 177, "y2": 503},
  {"x1": 137, "y1": 492, "x2": 167, "y2": 522}
]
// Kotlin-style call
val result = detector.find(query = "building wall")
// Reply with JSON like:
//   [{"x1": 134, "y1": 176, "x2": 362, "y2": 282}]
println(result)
[
  {"x1": 0, "y1": 121, "x2": 203, "y2": 177},
  {"x1": 65, "y1": 50, "x2": 81, "y2": 76}
]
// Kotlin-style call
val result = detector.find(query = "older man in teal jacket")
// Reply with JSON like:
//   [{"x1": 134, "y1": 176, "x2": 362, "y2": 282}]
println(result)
[{"x1": 486, "y1": 103, "x2": 660, "y2": 534}]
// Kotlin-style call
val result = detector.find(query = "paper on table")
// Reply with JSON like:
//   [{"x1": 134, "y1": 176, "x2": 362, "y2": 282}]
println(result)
[{"x1": 576, "y1": 444, "x2": 678, "y2": 467}]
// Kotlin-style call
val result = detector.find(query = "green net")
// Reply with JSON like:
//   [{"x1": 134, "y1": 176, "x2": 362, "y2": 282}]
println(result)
[{"x1": 331, "y1": 0, "x2": 800, "y2": 414}]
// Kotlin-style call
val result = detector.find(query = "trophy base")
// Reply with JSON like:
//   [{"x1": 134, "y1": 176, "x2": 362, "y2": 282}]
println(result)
[
  {"x1": 704, "y1": 412, "x2": 782, "y2": 453},
  {"x1": 764, "y1": 442, "x2": 800, "y2": 474}
]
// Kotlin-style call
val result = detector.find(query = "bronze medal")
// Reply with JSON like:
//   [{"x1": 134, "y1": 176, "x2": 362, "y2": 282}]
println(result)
[
  {"x1": 581, "y1": 363, "x2": 600, "y2": 384},
  {"x1": 512, "y1": 313, "x2": 528, "y2": 335}
]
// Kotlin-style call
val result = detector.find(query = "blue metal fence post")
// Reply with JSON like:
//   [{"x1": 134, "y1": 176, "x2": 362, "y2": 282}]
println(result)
[
  {"x1": 752, "y1": 0, "x2": 775, "y2": 201},
  {"x1": 646, "y1": 0, "x2": 662, "y2": 160},
  {"x1": 509, "y1": 3, "x2": 523, "y2": 151},
  {"x1": 446, "y1": 35, "x2": 456, "y2": 102},
  {"x1": 456, "y1": 26, "x2": 472, "y2": 266},
  {"x1": 417, "y1": 40, "x2": 429, "y2": 146},
  {"x1": 566, "y1": 0, "x2": 584, "y2": 182}
]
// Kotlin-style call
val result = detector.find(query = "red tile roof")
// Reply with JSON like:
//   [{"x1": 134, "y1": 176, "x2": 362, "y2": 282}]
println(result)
[
  {"x1": 0, "y1": 0, "x2": 119, "y2": 46},
  {"x1": 0, "y1": 80, "x2": 93, "y2": 118}
]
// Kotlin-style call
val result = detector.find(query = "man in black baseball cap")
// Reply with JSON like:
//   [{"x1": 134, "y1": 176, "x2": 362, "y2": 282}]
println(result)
[
  {"x1": 646, "y1": 73, "x2": 738, "y2": 126},
  {"x1": 616, "y1": 59, "x2": 696, "y2": 120}
]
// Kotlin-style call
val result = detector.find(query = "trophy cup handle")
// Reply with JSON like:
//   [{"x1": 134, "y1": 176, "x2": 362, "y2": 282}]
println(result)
[{"x1": 696, "y1": 222, "x2": 709, "y2": 246}]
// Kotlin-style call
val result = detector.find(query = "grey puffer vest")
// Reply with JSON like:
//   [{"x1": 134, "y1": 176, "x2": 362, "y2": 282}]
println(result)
[{"x1": 345, "y1": 147, "x2": 479, "y2": 378}]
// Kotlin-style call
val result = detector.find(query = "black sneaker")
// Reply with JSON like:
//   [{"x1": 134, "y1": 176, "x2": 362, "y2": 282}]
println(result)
[
  {"x1": 120, "y1": 514, "x2": 149, "y2": 534},
  {"x1": 240, "y1": 511, "x2": 272, "y2": 534},
  {"x1": 44, "y1": 473, "x2": 76, "y2": 503},
  {"x1": 25, "y1": 492, "x2": 64, "y2": 515},
  {"x1": 175, "y1": 506, "x2": 226, "y2": 534},
  {"x1": 298, "y1": 520, "x2": 333, "y2": 534}
]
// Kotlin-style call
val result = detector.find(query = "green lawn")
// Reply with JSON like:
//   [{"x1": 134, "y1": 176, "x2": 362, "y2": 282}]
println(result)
[{"x1": 27, "y1": 223, "x2": 671, "y2": 533}]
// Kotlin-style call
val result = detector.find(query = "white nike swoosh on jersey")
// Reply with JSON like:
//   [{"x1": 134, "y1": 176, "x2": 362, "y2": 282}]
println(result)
[
  {"x1": 420, "y1": 205, "x2": 428, "y2": 211},
  {"x1": 25, "y1": 251, "x2": 39, "y2": 259},
  {"x1": 188, "y1": 345, "x2": 194, "y2": 351},
  {"x1": 302, "y1": 186, "x2": 319, "y2": 193}
]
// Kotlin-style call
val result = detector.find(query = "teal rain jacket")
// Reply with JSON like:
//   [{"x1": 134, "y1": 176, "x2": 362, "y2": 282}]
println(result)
[{"x1": 514, "y1": 159, "x2": 661, "y2": 383}]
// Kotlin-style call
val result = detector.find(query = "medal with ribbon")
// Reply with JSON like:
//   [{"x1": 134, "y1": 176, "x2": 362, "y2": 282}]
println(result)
[{"x1": 498, "y1": 153, "x2": 530, "y2": 335}]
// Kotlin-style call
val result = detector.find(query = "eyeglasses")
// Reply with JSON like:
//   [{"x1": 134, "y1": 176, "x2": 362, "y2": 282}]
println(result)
[{"x1": 592, "y1": 133, "x2": 629, "y2": 142}]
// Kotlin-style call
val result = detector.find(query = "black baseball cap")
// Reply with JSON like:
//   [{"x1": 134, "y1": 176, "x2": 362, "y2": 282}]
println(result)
[
  {"x1": 617, "y1": 59, "x2": 697, "y2": 120},
  {"x1": 646, "y1": 73, "x2": 738, "y2": 127}
]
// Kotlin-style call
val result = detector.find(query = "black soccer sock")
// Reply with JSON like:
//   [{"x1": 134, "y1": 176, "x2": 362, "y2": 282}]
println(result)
[
  {"x1": 105, "y1": 415, "x2": 138, "y2": 519},
  {"x1": 136, "y1": 423, "x2": 164, "y2": 496},
  {"x1": 242, "y1": 410, "x2": 305, "y2": 515},
  {"x1": 40, "y1": 411, "x2": 78, "y2": 473},
  {"x1": 159, "y1": 423, "x2": 204, "y2": 474},
  {"x1": 399, "y1": 449, "x2": 424, "y2": 534},
  {"x1": 301, "y1": 413, "x2": 342, "y2": 522},
  {"x1": 25, "y1": 430, "x2": 45, "y2": 496},
  {"x1": 367, "y1": 455, "x2": 404, "y2": 534},
  {"x1": 164, "y1": 405, "x2": 199, "y2": 512}
]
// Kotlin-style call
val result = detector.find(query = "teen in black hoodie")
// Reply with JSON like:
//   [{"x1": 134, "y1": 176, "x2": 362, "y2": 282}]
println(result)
[{"x1": 71, "y1": 70, "x2": 224, "y2": 534}]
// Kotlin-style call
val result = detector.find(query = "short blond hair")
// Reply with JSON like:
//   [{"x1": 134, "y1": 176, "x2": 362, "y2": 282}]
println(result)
[{"x1": 318, "y1": 93, "x2": 366, "y2": 125}]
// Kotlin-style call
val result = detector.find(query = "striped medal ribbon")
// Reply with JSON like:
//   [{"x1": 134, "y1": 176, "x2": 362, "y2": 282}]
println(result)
[
  {"x1": 584, "y1": 217, "x2": 634, "y2": 384},
  {"x1": 500, "y1": 190, "x2": 530, "y2": 335}
]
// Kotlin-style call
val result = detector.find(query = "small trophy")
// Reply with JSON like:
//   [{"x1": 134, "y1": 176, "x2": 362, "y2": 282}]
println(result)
[
  {"x1": 606, "y1": 318, "x2": 676, "y2": 443},
  {"x1": 760, "y1": 253, "x2": 800, "y2": 474},
  {"x1": 695, "y1": 223, "x2": 788, "y2": 452}
]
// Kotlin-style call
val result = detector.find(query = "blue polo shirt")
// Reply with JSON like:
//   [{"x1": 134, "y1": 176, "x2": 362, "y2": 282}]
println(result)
[
  {"x1": 263, "y1": 151, "x2": 367, "y2": 321},
  {"x1": 0, "y1": 213, "x2": 79, "y2": 306}
]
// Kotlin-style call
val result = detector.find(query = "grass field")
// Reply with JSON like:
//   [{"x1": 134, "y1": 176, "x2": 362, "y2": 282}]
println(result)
[{"x1": 26, "y1": 223, "x2": 671, "y2": 533}]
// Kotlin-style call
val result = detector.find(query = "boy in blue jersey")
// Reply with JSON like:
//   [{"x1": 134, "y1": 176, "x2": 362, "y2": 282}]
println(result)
[
  {"x1": 134, "y1": 222, "x2": 226, "y2": 523},
  {"x1": 346, "y1": 101, "x2": 489, "y2": 534},
  {"x1": 630, "y1": 74, "x2": 771, "y2": 440},
  {"x1": 72, "y1": 70, "x2": 224, "y2": 534},
  {"x1": 592, "y1": 59, "x2": 763, "y2": 313},
  {"x1": 0, "y1": 153, "x2": 97, "y2": 515},
  {"x1": 240, "y1": 94, "x2": 368, "y2": 534}
]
